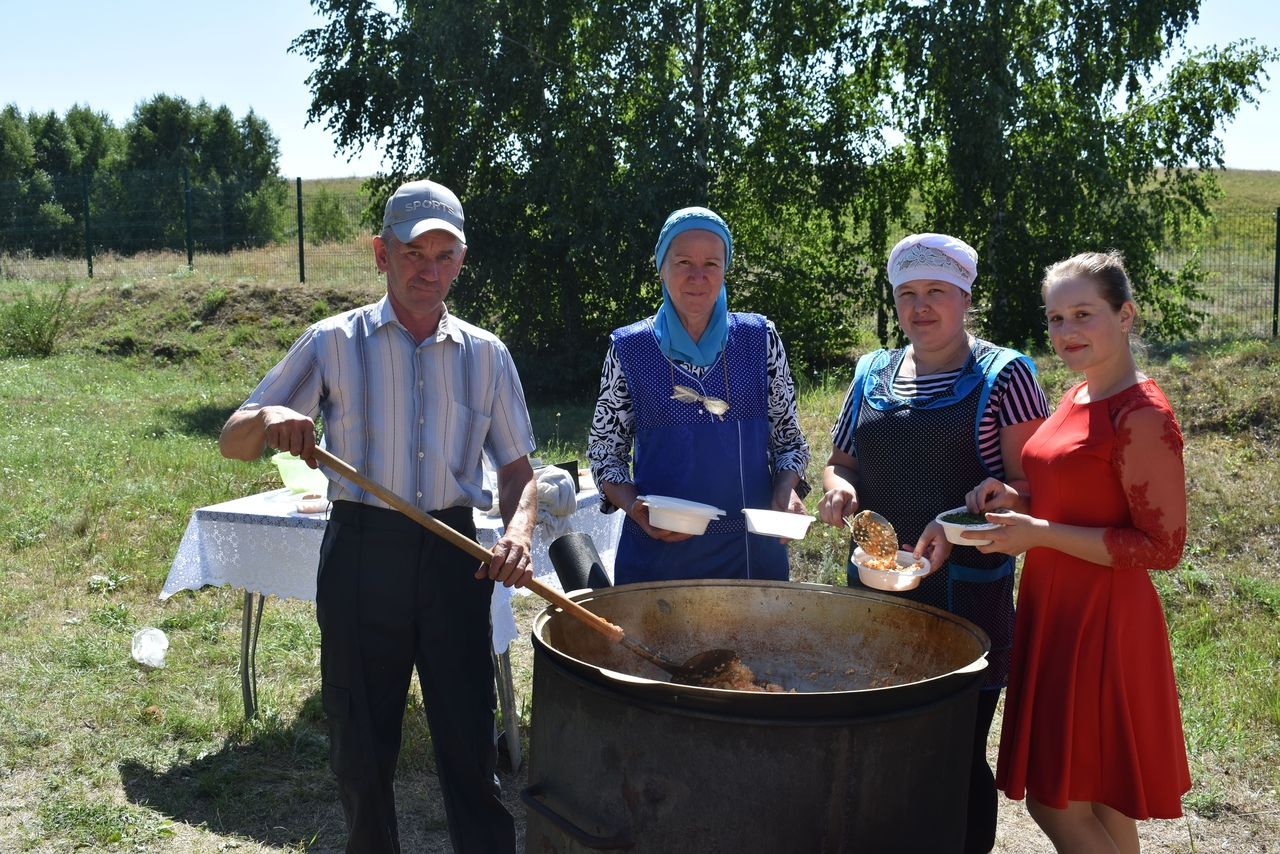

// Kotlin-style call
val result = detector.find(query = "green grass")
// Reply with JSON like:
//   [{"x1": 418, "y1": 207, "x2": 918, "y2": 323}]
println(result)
[
  {"x1": 0, "y1": 277, "x2": 1277, "y2": 850},
  {"x1": 1208, "y1": 169, "x2": 1280, "y2": 216}
]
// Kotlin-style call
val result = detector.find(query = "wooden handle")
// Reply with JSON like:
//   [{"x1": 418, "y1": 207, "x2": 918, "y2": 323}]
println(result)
[
  {"x1": 313, "y1": 447, "x2": 491, "y2": 561},
  {"x1": 524, "y1": 578, "x2": 624, "y2": 642},
  {"x1": 311, "y1": 447, "x2": 624, "y2": 642}
]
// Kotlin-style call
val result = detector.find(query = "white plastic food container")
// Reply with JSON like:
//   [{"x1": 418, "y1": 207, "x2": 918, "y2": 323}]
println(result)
[
  {"x1": 852, "y1": 547, "x2": 932, "y2": 592},
  {"x1": 934, "y1": 506, "x2": 1002, "y2": 546},
  {"x1": 295, "y1": 493, "x2": 330, "y2": 514},
  {"x1": 637, "y1": 495, "x2": 726, "y2": 535},
  {"x1": 743, "y1": 509, "x2": 816, "y2": 540}
]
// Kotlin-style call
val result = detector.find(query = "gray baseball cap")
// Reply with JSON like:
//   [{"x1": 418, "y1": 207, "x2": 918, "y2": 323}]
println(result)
[{"x1": 382, "y1": 179, "x2": 466, "y2": 244}]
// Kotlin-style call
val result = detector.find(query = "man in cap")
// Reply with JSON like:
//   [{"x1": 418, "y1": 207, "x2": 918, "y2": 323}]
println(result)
[{"x1": 219, "y1": 179, "x2": 536, "y2": 853}]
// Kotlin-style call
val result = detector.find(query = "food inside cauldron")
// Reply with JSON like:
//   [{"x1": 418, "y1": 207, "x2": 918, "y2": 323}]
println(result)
[{"x1": 698, "y1": 657, "x2": 793, "y2": 693}]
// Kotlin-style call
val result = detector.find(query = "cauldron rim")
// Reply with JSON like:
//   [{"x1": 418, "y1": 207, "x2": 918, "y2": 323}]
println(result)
[{"x1": 531, "y1": 578, "x2": 991, "y2": 718}]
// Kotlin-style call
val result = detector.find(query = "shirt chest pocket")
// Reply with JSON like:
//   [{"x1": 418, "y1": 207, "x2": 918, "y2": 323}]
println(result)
[{"x1": 444, "y1": 401, "x2": 492, "y2": 478}]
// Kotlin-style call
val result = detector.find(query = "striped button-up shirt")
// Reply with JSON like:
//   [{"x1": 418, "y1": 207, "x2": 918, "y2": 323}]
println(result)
[{"x1": 241, "y1": 296, "x2": 536, "y2": 513}]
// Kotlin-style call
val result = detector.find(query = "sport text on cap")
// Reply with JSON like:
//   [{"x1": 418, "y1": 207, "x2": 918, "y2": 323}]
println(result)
[
  {"x1": 887, "y1": 232, "x2": 978, "y2": 294},
  {"x1": 383, "y1": 180, "x2": 466, "y2": 245}
]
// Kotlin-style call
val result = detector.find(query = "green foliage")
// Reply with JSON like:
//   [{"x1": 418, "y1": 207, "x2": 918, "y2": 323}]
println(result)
[
  {"x1": 246, "y1": 178, "x2": 290, "y2": 244},
  {"x1": 0, "y1": 104, "x2": 124, "y2": 257},
  {"x1": 0, "y1": 282, "x2": 77, "y2": 356},
  {"x1": 880, "y1": 6, "x2": 1277, "y2": 343},
  {"x1": 294, "y1": 0, "x2": 1274, "y2": 388},
  {"x1": 0, "y1": 96, "x2": 286, "y2": 257},
  {"x1": 200, "y1": 286, "x2": 229, "y2": 319},
  {"x1": 306, "y1": 186, "x2": 355, "y2": 243},
  {"x1": 295, "y1": 0, "x2": 889, "y2": 391}
]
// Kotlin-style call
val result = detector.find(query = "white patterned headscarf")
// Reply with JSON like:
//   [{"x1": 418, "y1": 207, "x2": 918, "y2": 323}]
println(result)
[{"x1": 887, "y1": 233, "x2": 978, "y2": 294}]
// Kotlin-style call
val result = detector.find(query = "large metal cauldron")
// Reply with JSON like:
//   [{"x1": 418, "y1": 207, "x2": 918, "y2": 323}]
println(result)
[{"x1": 524, "y1": 580, "x2": 990, "y2": 853}]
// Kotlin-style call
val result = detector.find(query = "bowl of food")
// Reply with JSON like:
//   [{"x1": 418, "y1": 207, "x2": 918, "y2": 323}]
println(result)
[
  {"x1": 295, "y1": 493, "x2": 330, "y2": 514},
  {"x1": 743, "y1": 509, "x2": 816, "y2": 540},
  {"x1": 852, "y1": 547, "x2": 932, "y2": 592},
  {"x1": 271, "y1": 451, "x2": 329, "y2": 494},
  {"x1": 637, "y1": 495, "x2": 726, "y2": 535},
  {"x1": 935, "y1": 506, "x2": 1002, "y2": 546}
]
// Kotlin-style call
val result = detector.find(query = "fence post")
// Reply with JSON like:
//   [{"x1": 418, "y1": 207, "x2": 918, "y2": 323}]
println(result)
[
  {"x1": 183, "y1": 167, "x2": 194, "y2": 271},
  {"x1": 82, "y1": 173, "x2": 93, "y2": 279},
  {"x1": 296, "y1": 177, "x2": 306, "y2": 284},
  {"x1": 1273, "y1": 206, "x2": 1278, "y2": 338}
]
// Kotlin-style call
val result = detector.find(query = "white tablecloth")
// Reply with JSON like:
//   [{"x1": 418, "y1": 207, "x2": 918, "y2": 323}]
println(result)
[{"x1": 161, "y1": 487, "x2": 622, "y2": 653}]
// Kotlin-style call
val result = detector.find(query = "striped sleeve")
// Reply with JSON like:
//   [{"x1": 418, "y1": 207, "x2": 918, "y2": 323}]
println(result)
[
  {"x1": 995, "y1": 358, "x2": 1050, "y2": 426},
  {"x1": 830, "y1": 378, "x2": 859, "y2": 457},
  {"x1": 242, "y1": 324, "x2": 324, "y2": 417},
  {"x1": 484, "y1": 340, "x2": 538, "y2": 467}
]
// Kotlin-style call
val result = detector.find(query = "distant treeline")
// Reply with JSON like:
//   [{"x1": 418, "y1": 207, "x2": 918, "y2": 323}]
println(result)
[{"x1": 0, "y1": 96, "x2": 287, "y2": 255}]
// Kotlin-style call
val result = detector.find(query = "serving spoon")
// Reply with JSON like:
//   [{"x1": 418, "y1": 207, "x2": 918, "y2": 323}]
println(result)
[
  {"x1": 846, "y1": 509, "x2": 899, "y2": 560},
  {"x1": 311, "y1": 447, "x2": 747, "y2": 687}
]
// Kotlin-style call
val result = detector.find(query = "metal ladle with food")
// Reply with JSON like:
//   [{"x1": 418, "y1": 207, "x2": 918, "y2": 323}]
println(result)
[{"x1": 847, "y1": 509, "x2": 899, "y2": 562}]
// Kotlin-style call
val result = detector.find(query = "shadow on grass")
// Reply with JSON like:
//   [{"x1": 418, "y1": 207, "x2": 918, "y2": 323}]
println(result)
[
  {"x1": 160, "y1": 401, "x2": 242, "y2": 439},
  {"x1": 117, "y1": 692, "x2": 522, "y2": 852},
  {"x1": 119, "y1": 699, "x2": 347, "y2": 849}
]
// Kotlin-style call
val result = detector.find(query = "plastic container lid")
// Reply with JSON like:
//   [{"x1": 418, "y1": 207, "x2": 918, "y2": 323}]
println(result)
[
  {"x1": 636, "y1": 495, "x2": 726, "y2": 517},
  {"x1": 743, "y1": 509, "x2": 816, "y2": 539},
  {"x1": 637, "y1": 495, "x2": 726, "y2": 536}
]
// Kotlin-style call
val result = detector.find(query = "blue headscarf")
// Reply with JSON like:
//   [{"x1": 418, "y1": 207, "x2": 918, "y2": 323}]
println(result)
[{"x1": 652, "y1": 207, "x2": 734, "y2": 367}]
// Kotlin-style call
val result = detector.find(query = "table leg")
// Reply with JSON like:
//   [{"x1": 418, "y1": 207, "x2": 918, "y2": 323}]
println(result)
[
  {"x1": 240, "y1": 591, "x2": 255, "y2": 718},
  {"x1": 493, "y1": 648, "x2": 521, "y2": 772},
  {"x1": 239, "y1": 590, "x2": 265, "y2": 720}
]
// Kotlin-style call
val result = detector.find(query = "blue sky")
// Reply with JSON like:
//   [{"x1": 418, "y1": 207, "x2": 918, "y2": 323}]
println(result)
[{"x1": 1, "y1": 0, "x2": 1276, "y2": 177}]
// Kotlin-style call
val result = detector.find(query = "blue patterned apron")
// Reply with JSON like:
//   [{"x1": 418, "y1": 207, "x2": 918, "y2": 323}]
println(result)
[{"x1": 611, "y1": 313, "x2": 787, "y2": 584}]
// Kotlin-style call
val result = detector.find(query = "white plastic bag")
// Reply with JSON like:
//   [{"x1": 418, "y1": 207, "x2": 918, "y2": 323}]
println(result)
[{"x1": 131, "y1": 627, "x2": 169, "y2": 669}]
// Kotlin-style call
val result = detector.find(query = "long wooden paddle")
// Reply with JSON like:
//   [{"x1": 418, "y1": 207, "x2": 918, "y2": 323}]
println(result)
[{"x1": 311, "y1": 447, "x2": 740, "y2": 684}]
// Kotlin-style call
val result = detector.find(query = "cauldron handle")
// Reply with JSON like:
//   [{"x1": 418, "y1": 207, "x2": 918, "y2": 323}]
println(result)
[{"x1": 522, "y1": 783, "x2": 634, "y2": 850}]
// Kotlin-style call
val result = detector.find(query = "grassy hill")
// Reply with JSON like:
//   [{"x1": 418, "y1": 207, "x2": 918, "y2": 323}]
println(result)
[{"x1": 1209, "y1": 168, "x2": 1280, "y2": 214}]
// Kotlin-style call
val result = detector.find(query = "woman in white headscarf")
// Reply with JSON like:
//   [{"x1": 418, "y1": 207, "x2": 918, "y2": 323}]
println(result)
[
  {"x1": 818, "y1": 232, "x2": 1049, "y2": 854},
  {"x1": 588, "y1": 207, "x2": 810, "y2": 585}
]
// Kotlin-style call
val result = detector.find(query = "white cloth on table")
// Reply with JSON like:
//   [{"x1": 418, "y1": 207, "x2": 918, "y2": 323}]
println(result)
[
  {"x1": 162, "y1": 487, "x2": 624, "y2": 651},
  {"x1": 160, "y1": 489, "x2": 520, "y2": 654}
]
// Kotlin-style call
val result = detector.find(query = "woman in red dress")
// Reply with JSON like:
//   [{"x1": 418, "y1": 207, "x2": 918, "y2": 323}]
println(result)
[{"x1": 962, "y1": 251, "x2": 1190, "y2": 853}]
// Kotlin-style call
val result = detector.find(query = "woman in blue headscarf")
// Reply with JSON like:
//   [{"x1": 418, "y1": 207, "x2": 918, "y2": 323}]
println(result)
[{"x1": 588, "y1": 207, "x2": 811, "y2": 584}]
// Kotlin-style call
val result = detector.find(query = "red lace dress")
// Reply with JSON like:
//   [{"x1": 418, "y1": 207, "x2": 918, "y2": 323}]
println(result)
[{"x1": 995, "y1": 379, "x2": 1191, "y2": 818}]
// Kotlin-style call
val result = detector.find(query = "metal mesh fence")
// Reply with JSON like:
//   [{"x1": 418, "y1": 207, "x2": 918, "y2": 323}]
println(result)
[
  {"x1": 0, "y1": 171, "x2": 379, "y2": 287},
  {"x1": 1155, "y1": 210, "x2": 1278, "y2": 339},
  {"x1": 2, "y1": 171, "x2": 1277, "y2": 340}
]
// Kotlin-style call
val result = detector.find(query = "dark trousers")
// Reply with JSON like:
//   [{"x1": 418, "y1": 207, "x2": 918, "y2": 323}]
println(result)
[
  {"x1": 966, "y1": 688, "x2": 1001, "y2": 854},
  {"x1": 316, "y1": 500, "x2": 515, "y2": 854}
]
